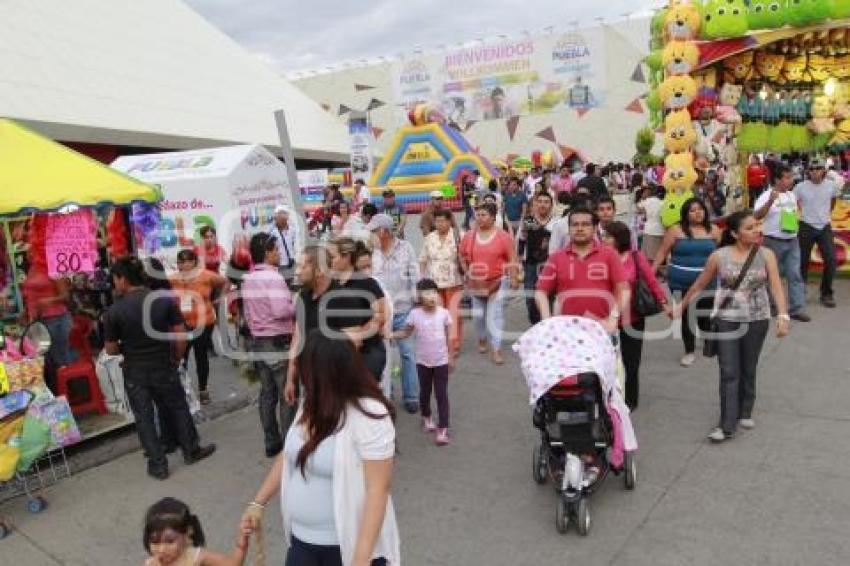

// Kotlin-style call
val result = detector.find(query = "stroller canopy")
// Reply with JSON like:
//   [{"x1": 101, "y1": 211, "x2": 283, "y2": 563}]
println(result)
[{"x1": 513, "y1": 316, "x2": 618, "y2": 405}]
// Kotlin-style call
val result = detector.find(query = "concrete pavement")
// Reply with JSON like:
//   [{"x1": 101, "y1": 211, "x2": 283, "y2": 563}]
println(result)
[{"x1": 2, "y1": 282, "x2": 849, "y2": 565}]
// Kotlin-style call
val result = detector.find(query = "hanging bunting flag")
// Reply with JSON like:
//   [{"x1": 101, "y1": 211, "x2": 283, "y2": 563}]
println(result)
[
  {"x1": 557, "y1": 144, "x2": 574, "y2": 160},
  {"x1": 631, "y1": 64, "x2": 646, "y2": 83},
  {"x1": 576, "y1": 108, "x2": 591, "y2": 118},
  {"x1": 535, "y1": 126, "x2": 557, "y2": 143},
  {"x1": 625, "y1": 98, "x2": 644, "y2": 113},
  {"x1": 371, "y1": 126, "x2": 385, "y2": 139},
  {"x1": 366, "y1": 98, "x2": 386, "y2": 111},
  {"x1": 506, "y1": 116, "x2": 520, "y2": 141},
  {"x1": 355, "y1": 84, "x2": 376, "y2": 91},
  {"x1": 338, "y1": 104, "x2": 352, "y2": 116},
  {"x1": 464, "y1": 120, "x2": 478, "y2": 132},
  {"x1": 320, "y1": 103, "x2": 330, "y2": 112}
]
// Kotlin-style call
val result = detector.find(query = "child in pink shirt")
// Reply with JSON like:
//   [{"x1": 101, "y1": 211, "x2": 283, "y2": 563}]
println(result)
[{"x1": 394, "y1": 278, "x2": 453, "y2": 445}]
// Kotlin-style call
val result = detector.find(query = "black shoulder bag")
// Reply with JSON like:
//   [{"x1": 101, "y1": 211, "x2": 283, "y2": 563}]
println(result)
[
  {"x1": 703, "y1": 246, "x2": 759, "y2": 358},
  {"x1": 633, "y1": 251, "x2": 662, "y2": 318}
]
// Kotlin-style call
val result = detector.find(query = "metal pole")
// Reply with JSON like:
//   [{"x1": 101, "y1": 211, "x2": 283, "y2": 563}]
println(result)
[{"x1": 273, "y1": 110, "x2": 306, "y2": 221}]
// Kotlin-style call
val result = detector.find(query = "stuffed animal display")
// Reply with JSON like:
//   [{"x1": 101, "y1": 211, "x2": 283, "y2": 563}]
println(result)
[
  {"x1": 702, "y1": 0, "x2": 749, "y2": 40},
  {"x1": 748, "y1": 0, "x2": 786, "y2": 30},
  {"x1": 664, "y1": 109, "x2": 699, "y2": 152},
  {"x1": 660, "y1": 75, "x2": 698, "y2": 109},
  {"x1": 785, "y1": 0, "x2": 831, "y2": 27},
  {"x1": 716, "y1": 83, "x2": 743, "y2": 124},
  {"x1": 663, "y1": 40, "x2": 700, "y2": 75},
  {"x1": 665, "y1": 1, "x2": 702, "y2": 40},
  {"x1": 722, "y1": 51, "x2": 754, "y2": 83}
]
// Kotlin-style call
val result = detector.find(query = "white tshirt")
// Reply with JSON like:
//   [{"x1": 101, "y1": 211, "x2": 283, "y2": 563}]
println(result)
[
  {"x1": 354, "y1": 184, "x2": 371, "y2": 209},
  {"x1": 641, "y1": 197, "x2": 664, "y2": 236},
  {"x1": 794, "y1": 179, "x2": 839, "y2": 229},
  {"x1": 755, "y1": 189, "x2": 798, "y2": 240}
]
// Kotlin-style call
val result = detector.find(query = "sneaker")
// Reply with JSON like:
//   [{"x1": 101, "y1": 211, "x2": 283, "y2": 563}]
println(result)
[
  {"x1": 738, "y1": 418, "x2": 755, "y2": 430},
  {"x1": 680, "y1": 353, "x2": 696, "y2": 367},
  {"x1": 707, "y1": 427, "x2": 733, "y2": 443},
  {"x1": 404, "y1": 402, "x2": 419, "y2": 415},
  {"x1": 199, "y1": 391, "x2": 211, "y2": 405},
  {"x1": 435, "y1": 428, "x2": 451, "y2": 446},
  {"x1": 422, "y1": 416, "x2": 436, "y2": 433},
  {"x1": 790, "y1": 312, "x2": 812, "y2": 322},
  {"x1": 820, "y1": 296, "x2": 836, "y2": 309},
  {"x1": 184, "y1": 443, "x2": 217, "y2": 465}
]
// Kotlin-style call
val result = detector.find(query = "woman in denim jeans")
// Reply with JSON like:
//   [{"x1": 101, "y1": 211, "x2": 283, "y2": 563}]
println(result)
[
  {"x1": 22, "y1": 268, "x2": 75, "y2": 390},
  {"x1": 677, "y1": 211, "x2": 790, "y2": 443}
]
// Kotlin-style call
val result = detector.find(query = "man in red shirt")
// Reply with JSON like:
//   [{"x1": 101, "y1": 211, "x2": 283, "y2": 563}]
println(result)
[
  {"x1": 535, "y1": 207, "x2": 630, "y2": 333},
  {"x1": 747, "y1": 154, "x2": 770, "y2": 204}
]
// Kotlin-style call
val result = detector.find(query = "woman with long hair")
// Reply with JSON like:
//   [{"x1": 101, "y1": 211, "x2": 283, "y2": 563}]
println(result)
[
  {"x1": 652, "y1": 198, "x2": 722, "y2": 367},
  {"x1": 242, "y1": 330, "x2": 399, "y2": 565},
  {"x1": 604, "y1": 221, "x2": 670, "y2": 411},
  {"x1": 170, "y1": 249, "x2": 227, "y2": 404},
  {"x1": 332, "y1": 201, "x2": 354, "y2": 236},
  {"x1": 459, "y1": 202, "x2": 520, "y2": 365},
  {"x1": 327, "y1": 237, "x2": 389, "y2": 382},
  {"x1": 676, "y1": 210, "x2": 789, "y2": 442}
]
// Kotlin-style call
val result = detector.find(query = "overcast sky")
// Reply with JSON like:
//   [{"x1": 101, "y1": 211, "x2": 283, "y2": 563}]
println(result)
[{"x1": 185, "y1": 0, "x2": 663, "y2": 75}]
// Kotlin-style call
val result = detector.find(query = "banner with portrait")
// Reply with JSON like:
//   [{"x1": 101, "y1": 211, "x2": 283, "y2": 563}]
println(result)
[{"x1": 391, "y1": 29, "x2": 608, "y2": 127}]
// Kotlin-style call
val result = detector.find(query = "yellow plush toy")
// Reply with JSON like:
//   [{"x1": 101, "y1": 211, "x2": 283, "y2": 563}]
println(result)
[
  {"x1": 661, "y1": 152, "x2": 697, "y2": 227},
  {"x1": 781, "y1": 53, "x2": 808, "y2": 84},
  {"x1": 663, "y1": 40, "x2": 700, "y2": 76},
  {"x1": 722, "y1": 51, "x2": 754, "y2": 83},
  {"x1": 832, "y1": 54, "x2": 850, "y2": 80},
  {"x1": 665, "y1": 1, "x2": 702, "y2": 40},
  {"x1": 659, "y1": 75, "x2": 698, "y2": 110},
  {"x1": 808, "y1": 96, "x2": 836, "y2": 134},
  {"x1": 664, "y1": 109, "x2": 698, "y2": 152},
  {"x1": 829, "y1": 118, "x2": 850, "y2": 148},
  {"x1": 807, "y1": 54, "x2": 832, "y2": 82},
  {"x1": 754, "y1": 51, "x2": 785, "y2": 81}
]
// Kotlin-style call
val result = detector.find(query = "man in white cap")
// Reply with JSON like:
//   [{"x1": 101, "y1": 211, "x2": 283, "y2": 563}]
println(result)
[
  {"x1": 420, "y1": 190, "x2": 453, "y2": 236},
  {"x1": 795, "y1": 156, "x2": 840, "y2": 308},
  {"x1": 368, "y1": 213, "x2": 421, "y2": 413},
  {"x1": 268, "y1": 205, "x2": 298, "y2": 282}
]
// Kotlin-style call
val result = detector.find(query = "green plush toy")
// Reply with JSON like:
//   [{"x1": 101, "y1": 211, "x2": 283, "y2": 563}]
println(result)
[
  {"x1": 704, "y1": 0, "x2": 750, "y2": 39},
  {"x1": 747, "y1": 0, "x2": 786, "y2": 30},
  {"x1": 832, "y1": 0, "x2": 850, "y2": 18},
  {"x1": 738, "y1": 122, "x2": 770, "y2": 152},
  {"x1": 651, "y1": 8, "x2": 668, "y2": 50},
  {"x1": 784, "y1": 0, "x2": 831, "y2": 27},
  {"x1": 811, "y1": 131, "x2": 832, "y2": 151},
  {"x1": 768, "y1": 122, "x2": 794, "y2": 154},
  {"x1": 789, "y1": 124, "x2": 813, "y2": 152}
]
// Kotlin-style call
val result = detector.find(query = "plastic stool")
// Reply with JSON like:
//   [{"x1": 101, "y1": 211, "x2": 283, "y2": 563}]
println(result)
[{"x1": 56, "y1": 359, "x2": 107, "y2": 417}]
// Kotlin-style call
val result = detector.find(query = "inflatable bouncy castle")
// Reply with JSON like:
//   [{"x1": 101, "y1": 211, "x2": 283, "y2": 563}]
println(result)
[{"x1": 369, "y1": 104, "x2": 499, "y2": 211}]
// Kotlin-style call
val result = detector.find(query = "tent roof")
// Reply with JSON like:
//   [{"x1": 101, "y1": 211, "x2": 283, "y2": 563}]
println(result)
[
  {"x1": 0, "y1": 0, "x2": 350, "y2": 162},
  {"x1": 111, "y1": 145, "x2": 279, "y2": 183},
  {"x1": 0, "y1": 119, "x2": 160, "y2": 217}
]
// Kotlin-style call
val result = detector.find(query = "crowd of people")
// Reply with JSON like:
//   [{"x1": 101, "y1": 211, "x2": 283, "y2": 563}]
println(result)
[{"x1": 92, "y1": 157, "x2": 846, "y2": 565}]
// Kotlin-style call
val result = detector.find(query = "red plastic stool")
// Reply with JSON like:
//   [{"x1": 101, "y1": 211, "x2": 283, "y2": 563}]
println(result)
[{"x1": 56, "y1": 358, "x2": 108, "y2": 417}]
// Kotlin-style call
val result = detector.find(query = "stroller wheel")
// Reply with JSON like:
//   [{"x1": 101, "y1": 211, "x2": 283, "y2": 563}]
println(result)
[
  {"x1": 576, "y1": 498, "x2": 591, "y2": 536},
  {"x1": 555, "y1": 498, "x2": 569, "y2": 534},
  {"x1": 532, "y1": 445, "x2": 548, "y2": 485},
  {"x1": 624, "y1": 452, "x2": 637, "y2": 490}
]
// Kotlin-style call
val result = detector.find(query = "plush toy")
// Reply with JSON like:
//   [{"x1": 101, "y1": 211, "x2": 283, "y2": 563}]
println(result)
[
  {"x1": 785, "y1": 0, "x2": 831, "y2": 27},
  {"x1": 768, "y1": 121, "x2": 794, "y2": 154},
  {"x1": 738, "y1": 122, "x2": 770, "y2": 152},
  {"x1": 664, "y1": 109, "x2": 698, "y2": 152},
  {"x1": 790, "y1": 124, "x2": 813, "y2": 152},
  {"x1": 832, "y1": 0, "x2": 850, "y2": 19},
  {"x1": 829, "y1": 118, "x2": 850, "y2": 150},
  {"x1": 665, "y1": 1, "x2": 702, "y2": 40},
  {"x1": 688, "y1": 87, "x2": 719, "y2": 120},
  {"x1": 703, "y1": 0, "x2": 749, "y2": 40},
  {"x1": 833, "y1": 54, "x2": 850, "y2": 80},
  {"x1": 722, "y1": 51, "x2": 754, "y2": 83},
  {"x1": 806, "y1": 54, "x2": 833, "y2": 82},
  {"x1": 659, "y1": 75, "x2": 698, "y2": 110},
  {"x1": 716, "y1": 83, "x2": 743, "y2": 124},
  {"x1": 646, "y1": 89, "x2": 663, "y2": 128},
  {"x1": 754, "y1": 51, "x2": 785, "y2": 81},
  {"x1": 807, "y1": 96, "x2": 835, "y2": 134},
  {"x1": 780, "y1": 53, "x2": 808, "y2": 84},
  {"x1": 663, "y1": 40, "x2": 700, "y2": 76},
  {"x1": 660, "y1": 153, "x2": 697, "y2": 227},
  {"x1": 747, "y1": 0, "x2": 786, "y2": 30}
]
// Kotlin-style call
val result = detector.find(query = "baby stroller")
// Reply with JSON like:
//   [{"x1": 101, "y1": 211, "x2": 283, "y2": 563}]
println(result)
[{"x1": 514, "y1": 316, "x2": 638, "y2": 536}]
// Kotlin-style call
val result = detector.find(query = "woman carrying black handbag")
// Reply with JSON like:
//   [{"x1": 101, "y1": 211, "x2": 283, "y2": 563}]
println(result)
[
  {"x1": 603, "y1": 222, "x2": 671, "y2": 411},
  {"x1": 675, "y1": 211, "x2": 790, "y2": 443}
]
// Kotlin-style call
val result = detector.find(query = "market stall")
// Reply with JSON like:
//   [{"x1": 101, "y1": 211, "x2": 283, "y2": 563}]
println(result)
[
  {"x1": 647, "y1": 1, "x2": 850, "y2": 272},
  {"x1": 0, "y1": 118, "x2": 161, "y2": 443}
]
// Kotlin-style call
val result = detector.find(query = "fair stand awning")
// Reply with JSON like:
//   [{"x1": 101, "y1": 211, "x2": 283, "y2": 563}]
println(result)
[{"x1": 0, "y1": 118, "x2": 160, "y2": 217}]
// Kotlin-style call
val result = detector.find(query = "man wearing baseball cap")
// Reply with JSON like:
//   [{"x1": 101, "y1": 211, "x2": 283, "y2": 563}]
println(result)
[
  {"x1": 380, "y1": 189, "x2": 407, "y2": 239},
  {"x1": 795, "y1": 157, "x2": 840, "y2": 308},
  {"x1": 368, "y1": 214, "x2": 421, "y2": 413}
]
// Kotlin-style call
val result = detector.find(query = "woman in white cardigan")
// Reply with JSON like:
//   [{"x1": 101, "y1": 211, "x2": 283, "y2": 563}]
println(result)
[{"x1": 241, "y1": 329, "x2": 400, "y2": 566}]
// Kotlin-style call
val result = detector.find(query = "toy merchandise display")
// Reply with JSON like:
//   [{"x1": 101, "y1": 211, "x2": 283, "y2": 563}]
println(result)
[{"x1": 702, "y1": 0, "x2": 749, "y2": 40}]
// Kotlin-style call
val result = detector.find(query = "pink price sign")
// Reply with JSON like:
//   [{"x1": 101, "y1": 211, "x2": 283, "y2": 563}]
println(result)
[{"x1": 45, "y1": 210, "x2": 98, "y2": 278}]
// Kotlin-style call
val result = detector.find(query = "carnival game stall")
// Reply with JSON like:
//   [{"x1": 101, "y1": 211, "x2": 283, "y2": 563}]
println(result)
[
  {"x1": 0, "y1": 118, "x2": 162, "y2": 444},
  {"x1": 647, "y1": 1, "x2": 850, "y2": 273}
]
